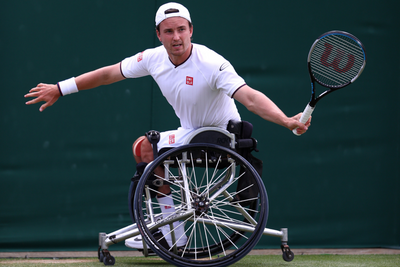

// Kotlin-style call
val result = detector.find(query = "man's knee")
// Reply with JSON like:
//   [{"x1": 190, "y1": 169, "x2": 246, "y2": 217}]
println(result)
[
  {"x1": 133, "y1": 136, "x2": 146, "y2": 158},
  {"x1": 133, "y1": 136, "x2": 154, "y2": 162}
]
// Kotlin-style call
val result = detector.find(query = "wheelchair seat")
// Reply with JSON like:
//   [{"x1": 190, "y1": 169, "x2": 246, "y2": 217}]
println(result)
[
  {"x1": 158, "y1": 121, "x2": 258, "y2": 157},
  {"x1": 185, "y1": 127, "x2": 236, "y2": 149},
  {"x1": 158, "y1": 127, "x2": 235, "y2": 157}
]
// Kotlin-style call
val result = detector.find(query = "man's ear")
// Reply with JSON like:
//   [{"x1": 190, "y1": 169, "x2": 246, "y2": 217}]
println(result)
[{"x1": 156, "y1": 30, "x2": 162, "y2": 42}]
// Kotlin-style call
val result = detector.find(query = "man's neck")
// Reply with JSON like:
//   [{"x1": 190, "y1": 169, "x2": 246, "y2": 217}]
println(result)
[{"x1": 169, "y1": 44, "x2": 193, "y2": 67}]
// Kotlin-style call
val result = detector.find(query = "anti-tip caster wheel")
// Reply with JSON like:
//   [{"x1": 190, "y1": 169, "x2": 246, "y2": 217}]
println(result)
[
  {"x1": 282, "y1": 250, "x2": 294, "y2": 262},
  {"x1": 103, "y1": 255, "x2": 115, "y2": 265},
  {"x1": 281, "y1": 244, "x2": 294, "y2": 262}
]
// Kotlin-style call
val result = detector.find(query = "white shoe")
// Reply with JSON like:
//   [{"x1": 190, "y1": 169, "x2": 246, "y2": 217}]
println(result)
[
  {"x1": 125, "y1": 226, "x2": 187, "y2": 249},
  {"x1": 160, "y1": 224, "x2": 188, "y2": 248},
  {"x1": 124, "y1": 229, "x2": 176, "y2": 250},
  {"x1": 125, "y1": 235, "x2": 145, "y2": 249}
]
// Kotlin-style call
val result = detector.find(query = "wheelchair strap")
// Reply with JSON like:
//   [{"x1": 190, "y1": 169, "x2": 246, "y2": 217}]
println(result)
[
  {"x1": 236, "y1": 138, "x2": 258, "y2": 151},
  {"x1": 145, "y1": 130, "x2": 161, "y2": 160},
  {"x1": 227, "y1": 120, "x2": 258, "y2": 152}
]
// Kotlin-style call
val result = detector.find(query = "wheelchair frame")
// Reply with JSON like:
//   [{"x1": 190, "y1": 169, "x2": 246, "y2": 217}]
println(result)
[{"x1": 98, "y1": 127, "x2": 294, "y2": 266}]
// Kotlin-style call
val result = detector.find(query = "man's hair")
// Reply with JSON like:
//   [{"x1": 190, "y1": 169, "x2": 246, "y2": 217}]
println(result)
[
  {"x1": 156, "y1": 21, "x2": 193, "y2": 33},
  {"x1": 164, "y1": 8, "x2": 179, "y2": 15}
]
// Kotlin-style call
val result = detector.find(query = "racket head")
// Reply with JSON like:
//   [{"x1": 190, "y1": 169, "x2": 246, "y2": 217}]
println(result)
[{"x1": 308, "y1": 30, "x2": 367, "y2": 89}]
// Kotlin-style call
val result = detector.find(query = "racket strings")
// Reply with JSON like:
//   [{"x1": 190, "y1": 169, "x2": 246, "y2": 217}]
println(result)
[
  {"x1": 311, "y1": 53, "x2": 361, "y2": 85},
  {"x1": 313, "y1": 41, "x2": 364, "y2": 72},
  {"x1": 310, "y1": 34, "x2": 365, "y2": 87},
  {"x1": 312, "y1": 42, "x2": 364, "y2": 73},
  {"x1": 311, "y1": 49, "x2": 363, "y2": 84},
  {"x1": 326, "y1": 35, "x2": 364, "y2": 59}
]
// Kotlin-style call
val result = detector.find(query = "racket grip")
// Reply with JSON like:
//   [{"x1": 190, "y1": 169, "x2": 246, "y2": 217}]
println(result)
[{"x1": 292, "y1": 104, "x2": 315, "y2": 136}]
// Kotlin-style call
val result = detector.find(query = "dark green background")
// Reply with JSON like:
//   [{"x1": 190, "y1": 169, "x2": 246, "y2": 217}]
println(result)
[{"x1": 1, "y1": 0, "x2": 399, "y2": 251}]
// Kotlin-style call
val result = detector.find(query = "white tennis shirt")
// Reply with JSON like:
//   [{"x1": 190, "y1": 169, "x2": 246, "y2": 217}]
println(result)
[{"x1": 120, "y1": 43, "x2": 245, "y2": 130}]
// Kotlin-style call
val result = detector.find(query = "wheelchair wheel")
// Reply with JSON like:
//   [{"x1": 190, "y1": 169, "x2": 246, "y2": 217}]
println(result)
[{"x1": 133, "y1": 144, "x2": 268, "y2": 267}]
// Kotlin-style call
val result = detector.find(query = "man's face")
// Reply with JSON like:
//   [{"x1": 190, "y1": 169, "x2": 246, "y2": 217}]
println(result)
[{"x1": 157, "y1": 17, "x2": 193, "y2": 64}]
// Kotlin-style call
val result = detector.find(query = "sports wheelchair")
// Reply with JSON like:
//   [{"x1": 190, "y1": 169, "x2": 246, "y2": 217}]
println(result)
[{"x1": 98, "y1": 121, "x2": 294, "y2": 266}]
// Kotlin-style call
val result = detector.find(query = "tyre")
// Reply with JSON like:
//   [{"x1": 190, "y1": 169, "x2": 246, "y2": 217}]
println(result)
[
  {"x1": 103, "y1": 255, "x2": 115, "y2": 265},
  {"x1": 133, "y1": 144, "x2": 268, "y2": 267},
  {"x1": 282, "y1": 250, "x2": 294, "y2": 262}
]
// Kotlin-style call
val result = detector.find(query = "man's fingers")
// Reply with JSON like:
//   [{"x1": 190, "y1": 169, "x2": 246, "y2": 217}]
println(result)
[
  {"x1": 39, "y1": 97, "x2": 57, "y2": 112},
  {"x1": 28, "y1": 83, "x2": 48, "y2": 94},
  {"x1": 25, "y1": 86, "x2": 44, "y2": 98},
  {"x1": 39, "y1": 103, "x2": 47, "y2": 112},
  {"x1": 298, "y1": 125, "x2": 308, "y2": 133},
  {"x1": 25, "y1": 97, "x2": 41, "y2": 105},
  {"x1": 295, "y1": 126, "x2": 308, "y2": 135},
  {"x1": 25, "y1": 99, "x2": 34, "y2": 105},
  {"x1": 292, "y1": 120, "x2": 309, "y2": 135},
  {"x1": 39, "y1": 99, "x2": 54, "y2": 112},
  {"x1": 25, "y1": 91, "x2": 44, "y2": 104},
  {"x1": 25, "y1": 91, "x2": 40, "y2": 98},
  {"x1": 28, "y1": 88, "x2": 39, "y2": 93},
  {"x1": 305, "y1": 116, "x2": 312, "y2": 126}
]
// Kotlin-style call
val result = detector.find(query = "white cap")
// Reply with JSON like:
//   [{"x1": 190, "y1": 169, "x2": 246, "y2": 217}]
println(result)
[{"x1": 155, "y1": 2, "x2": 192, "y2": 26}]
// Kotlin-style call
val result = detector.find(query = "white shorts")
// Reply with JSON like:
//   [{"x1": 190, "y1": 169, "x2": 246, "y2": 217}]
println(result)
[{"x1": 158, "y1": 127, "x2": 197, "y2": 151}]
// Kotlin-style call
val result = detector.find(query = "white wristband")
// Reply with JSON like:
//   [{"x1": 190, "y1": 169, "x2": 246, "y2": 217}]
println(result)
[{"x1": 57, "y1": 77, "x2": 79, "y2": 96}]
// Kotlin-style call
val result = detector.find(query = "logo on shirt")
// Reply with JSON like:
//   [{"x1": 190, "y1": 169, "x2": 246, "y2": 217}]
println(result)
[
  {"x1": 186, "y1": 76, "x2": 193, "y2": 86},
  {"x1": 137, "y1": 52, "x2": 144, "y2": 62},
  {"x1": 169, "y1": 134, "x2": 175, "y2": 144},
  {"x1": 219, "y1": 61, "x2": 230, "y2": 71}
]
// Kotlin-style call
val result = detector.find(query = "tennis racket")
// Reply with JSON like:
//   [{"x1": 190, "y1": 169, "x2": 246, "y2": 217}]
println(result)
[{"x1": 293, "y1": 30, "x2": 367, "y2": 135}]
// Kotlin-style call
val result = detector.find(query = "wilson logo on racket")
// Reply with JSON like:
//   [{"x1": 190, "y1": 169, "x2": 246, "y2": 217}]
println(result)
[{"x1": 320, "y1": 43, "x2": 355, "y2": 73}]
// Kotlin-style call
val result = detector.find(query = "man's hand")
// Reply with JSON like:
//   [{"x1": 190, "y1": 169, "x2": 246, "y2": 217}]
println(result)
[
  {"x1": 289, "y1": 113, "x2": 311, "y2": 135},
  {"x1": 25, "y1": 83, "x2": 61, "y2": 112}
]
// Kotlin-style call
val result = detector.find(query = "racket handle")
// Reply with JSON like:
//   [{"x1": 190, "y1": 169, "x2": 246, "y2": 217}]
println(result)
[{"x1": 292, "y1": 104, "x2": 315, "y2": 136}]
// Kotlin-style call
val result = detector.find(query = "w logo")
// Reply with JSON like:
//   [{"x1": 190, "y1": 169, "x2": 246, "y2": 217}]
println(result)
[{"x1": 320, "y1": 43, "x2": 355, "y2": 73}]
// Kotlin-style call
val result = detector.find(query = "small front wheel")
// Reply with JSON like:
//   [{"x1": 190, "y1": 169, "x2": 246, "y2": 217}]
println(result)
[
  {"x1": 103, "y1": 255, "x2": 115, "y2": 266},
  {"x1": 282, "y1": 250, "x2": 294, "y2": 262}
]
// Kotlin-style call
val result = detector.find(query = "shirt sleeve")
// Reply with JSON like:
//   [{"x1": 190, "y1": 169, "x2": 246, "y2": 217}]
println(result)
[
  {"x1": 120, "y1": 50, "x2": 151, "y2": 78},
  {"x1": 215, "y1": 61, "x2": 246, "y2": 98}
]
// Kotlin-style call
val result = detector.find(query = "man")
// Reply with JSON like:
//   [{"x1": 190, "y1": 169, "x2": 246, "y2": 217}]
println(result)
[{"x1": 25, "y1": 2, "x2": 310, "y2": 250}]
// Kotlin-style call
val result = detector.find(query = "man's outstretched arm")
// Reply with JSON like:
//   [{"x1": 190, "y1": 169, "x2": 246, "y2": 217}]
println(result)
[
  {"x1": 233, "y1": 85, "x2": 311, "y2": 134},
  {"x1": 25, "y1": 63, "x2": 124, "y2": 112}
]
